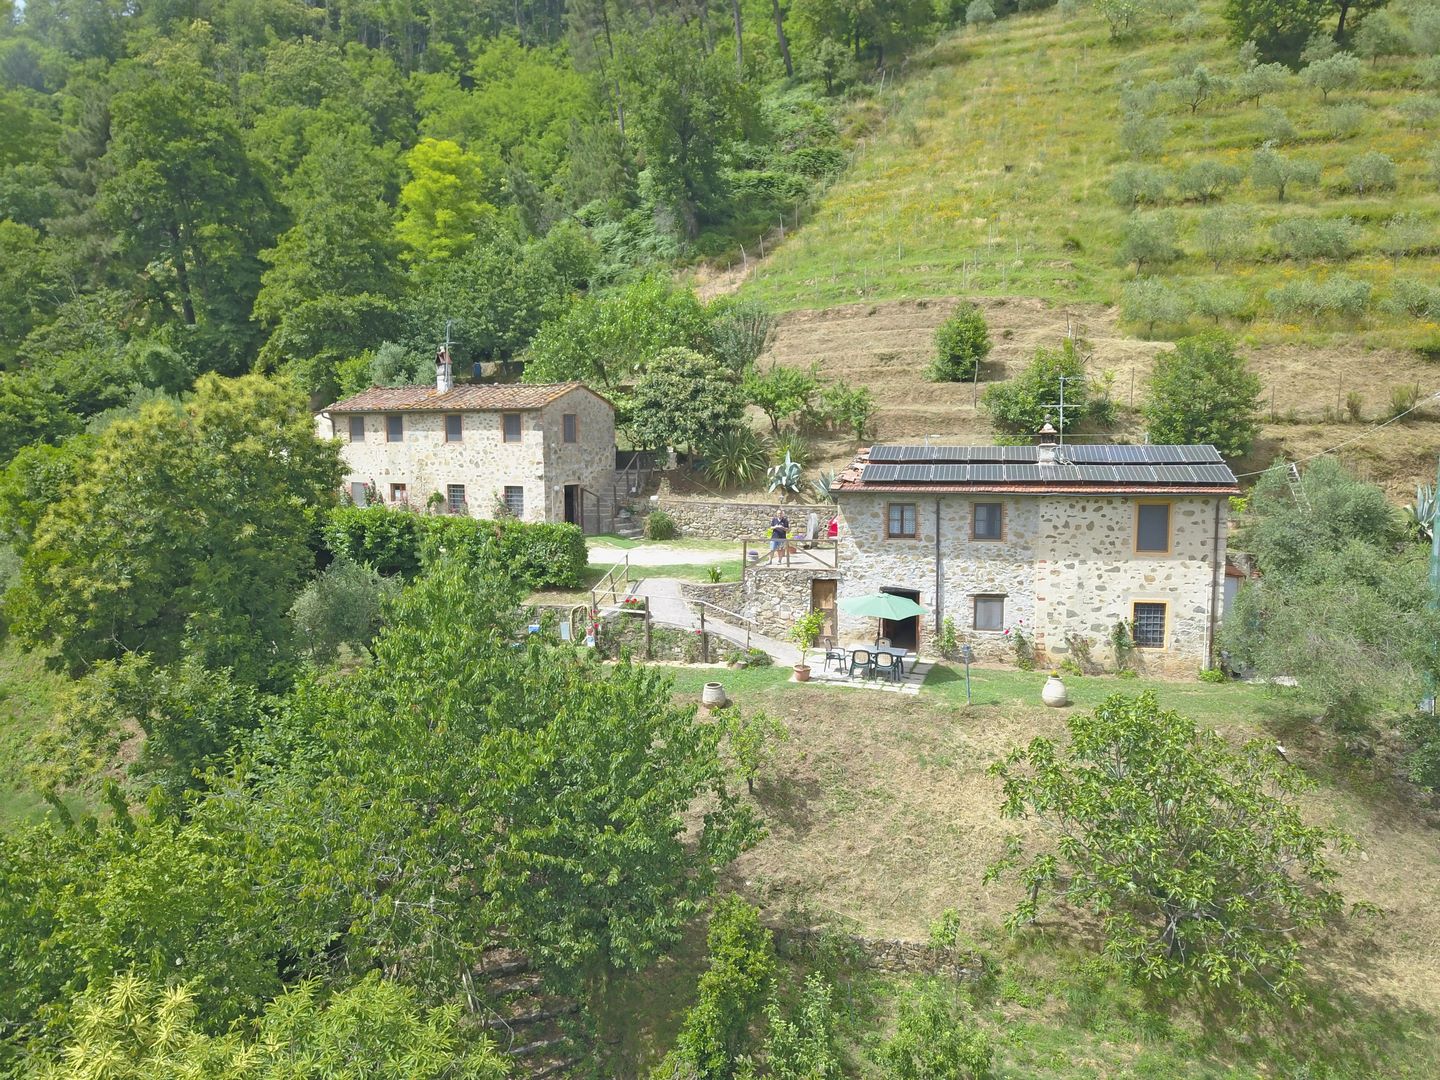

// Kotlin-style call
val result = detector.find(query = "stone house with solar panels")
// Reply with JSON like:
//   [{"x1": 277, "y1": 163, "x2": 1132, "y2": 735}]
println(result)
[
  {"x1": 827, "y1": 429, "x2": 1239, "y2": 675},
  {"x1": 316, "y1": 375, "x2": 616, "y2": 530}
]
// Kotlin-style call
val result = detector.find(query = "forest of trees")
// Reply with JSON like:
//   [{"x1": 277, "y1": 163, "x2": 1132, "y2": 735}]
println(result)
[{"x1": 0, "y1": 0, "x2": 971, "y2": 434}]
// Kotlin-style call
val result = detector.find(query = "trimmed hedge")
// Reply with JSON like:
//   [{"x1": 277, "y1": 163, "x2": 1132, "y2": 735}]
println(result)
[{"x1": 323, "y1": 506, "x2": 587, "y2": 589}]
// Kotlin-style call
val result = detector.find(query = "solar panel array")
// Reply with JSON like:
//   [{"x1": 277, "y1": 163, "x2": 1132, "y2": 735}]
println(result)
[
  {"x1": 859, "y1": 461, "x2": 1236, "y2": 486},
  {"x1": 866, "y1": 443, "x2": 1223, "y2": 466}
]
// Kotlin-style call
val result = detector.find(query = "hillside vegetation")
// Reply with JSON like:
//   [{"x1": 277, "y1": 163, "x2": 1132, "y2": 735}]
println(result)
[
  {"x1": 722, "y1": 2, "x2": 1440, "y2": 493},
  {"x1": 744, "y1": 2, "x2": 1440, "y2": 352}
]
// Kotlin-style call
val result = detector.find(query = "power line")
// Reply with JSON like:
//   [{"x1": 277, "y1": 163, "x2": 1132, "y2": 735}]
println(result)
[{"x1": 1231, "y1": 388, "x2": 1440, "y2": 479}]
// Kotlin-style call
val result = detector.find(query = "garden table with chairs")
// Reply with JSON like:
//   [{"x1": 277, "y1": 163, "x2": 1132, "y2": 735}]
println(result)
[{"x1": 821, "y1": 640, "x2": 913, "y2": 682}]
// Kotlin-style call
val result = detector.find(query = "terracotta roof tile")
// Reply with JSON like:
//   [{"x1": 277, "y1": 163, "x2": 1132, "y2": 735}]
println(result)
[{"x1": 325, "y1": 382, "x2": 607, "y2": 413}]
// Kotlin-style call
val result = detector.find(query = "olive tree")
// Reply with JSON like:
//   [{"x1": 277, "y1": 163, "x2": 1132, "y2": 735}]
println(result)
[{"x1": 986, "y1": 691, "x2": 1356, "y2": 1004}]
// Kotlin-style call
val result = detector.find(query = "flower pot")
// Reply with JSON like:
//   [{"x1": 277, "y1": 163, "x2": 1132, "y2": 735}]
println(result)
[
  {"x1": 792, "y1": 664, "x2": 811, "y2": 683},
  {"x1": 701, "y1": 682, "x2": 728, "y2": 708},
  {"x1": 1041, "y1": 675, "x2": 1069, "y2": 708}
]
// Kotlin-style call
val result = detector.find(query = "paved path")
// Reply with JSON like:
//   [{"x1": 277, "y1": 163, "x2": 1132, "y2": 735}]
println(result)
[
  {"x1": 589, "y1": 542, "x2": 737, "y2": 567},
  {"x1": 631, "y1": 577, "x2": 801, "y2": 665}
]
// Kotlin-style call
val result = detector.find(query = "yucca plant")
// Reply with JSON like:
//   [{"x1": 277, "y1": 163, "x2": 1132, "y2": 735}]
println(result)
[
  {"x1": 703, "y1": 426, "x2": 770, "y2": 489},
  {"x1": 773, "y1": 431, "x2": 810, "y2": 471}
]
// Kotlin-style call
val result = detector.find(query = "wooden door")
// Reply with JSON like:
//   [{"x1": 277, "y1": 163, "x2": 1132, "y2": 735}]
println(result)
[{"x1": 811, "y1": 578, "x2": 837, "y2": 640}]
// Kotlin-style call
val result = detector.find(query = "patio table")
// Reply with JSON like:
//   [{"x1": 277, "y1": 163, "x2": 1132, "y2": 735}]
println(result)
[{"x1": 844, "y1": 645, "x2": 912, "y2": 677}]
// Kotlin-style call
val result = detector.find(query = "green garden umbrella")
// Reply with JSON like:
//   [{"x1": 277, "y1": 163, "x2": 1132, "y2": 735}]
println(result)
[{"x1": 839, "y1": 593, "x2": 928, "y2": 646}]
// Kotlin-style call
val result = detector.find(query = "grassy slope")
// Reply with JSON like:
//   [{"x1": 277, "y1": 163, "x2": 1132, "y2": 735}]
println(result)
[
  {"x1": 601, "y1": 665, "x2": 1440, "y2": 1077},
  {"x1": 0, "y1": 639, "x2": 83, "y2": 826},
  {"x1": 742, "y1": 2, "x2": 1440, "y2": 351}
]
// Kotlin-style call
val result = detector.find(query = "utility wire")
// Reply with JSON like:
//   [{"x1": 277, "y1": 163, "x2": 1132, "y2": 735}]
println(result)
[{"x1": 1231, "y1": 389, "x2": 1440, "y2": 479}]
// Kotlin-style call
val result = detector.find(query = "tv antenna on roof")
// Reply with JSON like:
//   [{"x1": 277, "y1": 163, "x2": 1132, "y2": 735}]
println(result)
[{"x1": 1042, "y1": 375, "x2": 1083, "y2": 445}]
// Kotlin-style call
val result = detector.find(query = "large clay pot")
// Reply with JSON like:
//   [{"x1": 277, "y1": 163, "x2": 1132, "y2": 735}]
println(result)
[
  {"x1": 1041, "y1": 674, "x2": 1069, "y2": 708},
  {"x1": 701, "y1": 682, "x2": 728, "y2": 708},
  {"x1": 792, "y1": 664, "x2": 811, "y2": 683}
]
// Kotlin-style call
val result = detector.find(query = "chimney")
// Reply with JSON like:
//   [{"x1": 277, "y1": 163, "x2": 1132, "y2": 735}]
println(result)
[
  {"x1": 1037, "y1": 416, "x2": 1059, "y2": 465},
  {"x1": 436, "y1": 346, "x2": 453, "y2": 394}
]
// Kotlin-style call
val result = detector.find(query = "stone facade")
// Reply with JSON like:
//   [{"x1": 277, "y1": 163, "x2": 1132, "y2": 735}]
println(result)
[
  {"x1": 654, "y1": 496, "x2": 831, "y2": 541},
  {"x1": 679, "y1": 580, "x2": 745, "y2": 613},
  {"x1": 741, "y1": 565, "x2": 840, "y2": 640},
  {"x1": 316, "y1": 386, "x2": 614, "y2": 526},
  {"x1": 832, "y1": 492, "x2": 1226, "y2": 674}
]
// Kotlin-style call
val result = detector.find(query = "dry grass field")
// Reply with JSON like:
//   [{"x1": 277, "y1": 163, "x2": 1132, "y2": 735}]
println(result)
[{"x1": 600, "y1": 665, "x2": 1440, "y2": 1078}]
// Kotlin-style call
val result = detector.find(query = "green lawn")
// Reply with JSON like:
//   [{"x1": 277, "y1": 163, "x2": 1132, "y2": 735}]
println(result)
[{"x1": 742, "y1": 1, "x2": 1440, "y2": 351}]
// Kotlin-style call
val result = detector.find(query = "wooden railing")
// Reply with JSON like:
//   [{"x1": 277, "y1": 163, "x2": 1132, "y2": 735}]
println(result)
[
  {"x1": 589, "y1": 556, "x2": 631, "y2": 613},
  {"x1": 691, "y1": 599, "x2": 757, "y2": 653},
  {"x1": 738, "y1": 537, "x2": 839, "y2": 571}
]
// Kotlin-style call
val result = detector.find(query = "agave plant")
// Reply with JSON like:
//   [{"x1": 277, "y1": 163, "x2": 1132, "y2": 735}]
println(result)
[
  {"x1": 811, "y1": 470, "x2": 837, "y2": 504},
  {"x1": 768, "y1": 452, "x2": 802, "y2": 498},
  {"x1": 1406, "y1": 482, "x2": 1436, "y2": 541},
  {"x1": 702, "y1": 426, "x2": 770, "y2": 489}
]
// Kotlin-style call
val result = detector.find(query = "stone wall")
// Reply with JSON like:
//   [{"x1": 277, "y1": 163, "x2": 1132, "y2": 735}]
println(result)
[
  {"x1": 742, "y1": 566, "x2": 839, "y2": 639},
  {"x1": 318, "y1": 387, "x2": 614, "y2": 526},
  {"x1": 774, "y1": 927, "x2": 983, "y2": 980},
  {"x1": 655, "y1": 496, "x2": 831, "y2": 541},
  {"x1": 680, "y1": 580, "x2": 745, "y2": 613},
  {"x1": 834, "y1": 491, "x2": 1225, "y2": 673}
]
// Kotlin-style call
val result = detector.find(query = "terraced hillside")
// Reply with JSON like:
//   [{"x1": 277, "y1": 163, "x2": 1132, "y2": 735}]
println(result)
[{"x1": 712, "y1": 1, "x2": 1440, "y2": 492}]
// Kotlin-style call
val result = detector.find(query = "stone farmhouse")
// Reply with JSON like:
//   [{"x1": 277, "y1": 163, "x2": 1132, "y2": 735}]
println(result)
[
  {"x1": 731, "y1": 429, "x2": 1238, "y2": 675},
  {"x1": 316, "y1": 360, "x2": 617, "y2": 530}
]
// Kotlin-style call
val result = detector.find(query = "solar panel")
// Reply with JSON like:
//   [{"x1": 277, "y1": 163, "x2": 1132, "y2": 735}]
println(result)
[
  {"x1": 971, "y1": 463, "x2": 1003, "y2": 482},
  {"x1": 896, "y1": 464, "x2": 932, "y2": 482},
  {"x1": 861, "y1": 465, "x2": 898, "y2": 482},
  {"x1": 932, "y1": 465, "x2": 970, "y2": 482}
]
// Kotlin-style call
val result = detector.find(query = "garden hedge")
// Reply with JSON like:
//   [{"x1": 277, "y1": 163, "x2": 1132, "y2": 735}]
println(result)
[{"x1": 323, "y1": 506, "x2": 587, "y2": 589}]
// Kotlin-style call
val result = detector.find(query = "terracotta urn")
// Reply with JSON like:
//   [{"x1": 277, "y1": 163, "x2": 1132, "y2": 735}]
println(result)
[
  {"x1": 792, "y1": 664, "x2": 811, "y2": 683},
  {"x1": 1041, "y1": 673, "x2": 1069, "y2": 708}
]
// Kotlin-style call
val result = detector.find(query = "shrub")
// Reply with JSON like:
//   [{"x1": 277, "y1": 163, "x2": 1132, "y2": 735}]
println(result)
[
  {"x1": 1343, "y1": 151, "x2": 1397, "y2": 195},
  {"x1": 1193, "y1": 206, "x2": 1252, "y2": 267},
  {"x1": 1119, "y1": 111, "x2": 1169, "y2": 160},
  {"x1": 1354, "y1": 11, "x2": 1412, "y2": 64},
  {"x1": 1322, "y1": 102, "x2": 1369, "y2": 138},
  {"x1": 1300, "y1": 51, "x2": 1363, "y2": 101},
  {"x1": 929, "y1": 304, "x2": 992, "y2": 382},
  {"x1": 772, "y1": 431, "x2": 810, "y2": 470},
  {"x1": 290, "y1": 558, "x2": 400, "y2": 666},
  {"x1": 644, "y1": 509, "x2": 677, "y2": 540},
  {"x1": 1189, "y1": 280, "x2": 1249, "y2": 323},
  {"x1": 1391, "y1": 382, "x2": 1422, "y2": 418},
  {"x1": 1121, "y1": 276, "x2": 1192, "y2": 337},
  {"x1": 1143, "y1": 332, "x2": 1262, "y2": 458},
  {"x1": 1345, "y1": 390, "x2": 1364, "y2": 422},
  {"x1": 1257, "y1": 105, "x2": 1296, "y2": 144},
  {"x1": 966, "y1": 0, "x2": 996, "y2": 28},
  {"x1": 819, "y1": 382, "x2": 875, "y2": 440},
  {"x1": 1108, "y1": 164, "x2": 1171, "y2": 208},
  {"x1": 744, "y1": 363, "x2": 819, "y2": 434},
  {"x1": 877, "y1": 983, "x2": 994, "y2": 1080},
  {"x1": 1267, "y1": 275, "x2": 1372, "y2": 321},
  {"x1": 707, "y1": 297, "x2": 774, "y2": 374},
  {"x1": 323, "y1": 506, "x2": 588, "y2": 589},
  {"x1": 1175, "y1": 160, "x2": 1243, "y2": 203},
  {"x1": 1119, "y1": 211, "x2": 1181, "y2": 271},
  {"x1": 1381, "y1": 279, "x2": 1440, "y2": 319},
  {"x1": 981, "y1": 338, "x2": 1098, "y2": 436},
  {"x1": 1250, "y1": 145, "x2": 1320, "y2": 202},
  {"x1": 703, "y1": 426, "x2": 771, "y2": 489},
  {"x1": 1397, "y1": 96, "x2": 1440, "y2": 131},
  {"x1": 1269, "y1": 216, "x2": 1358, "y2": 261}
]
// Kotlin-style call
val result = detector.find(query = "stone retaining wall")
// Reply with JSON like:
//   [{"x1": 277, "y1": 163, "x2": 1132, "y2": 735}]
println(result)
[
  {"x1": 774, "y1": 927, "x2": 984, "y2": 980},
  {"x1": 656, "y1": 496, "x2": 831, "y2": 541},
  {"x1": 679, "y1": 580, "x2": 745, "y2": 613}
]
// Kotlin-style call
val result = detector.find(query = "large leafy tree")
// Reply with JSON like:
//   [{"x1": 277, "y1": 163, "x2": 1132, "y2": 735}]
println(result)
[
  {"x1": 1143, "y1": 333, "x2": 1262, "y2": 458},
  {"x1": 522, "y1": 275, "x2": 715, "y2": 387},
  {"x1": 1222, "y1": 459, "x2": 1439, "y2": 727},
  {"x1": 6, "y1": 374, "x2": 342, "y2": 684},
  {"x1": 28, "y1": 972, "x2": 508, "y2": 1079},
  {"x1": 987, "y1": 691, "x2": 1355, "y2": 1005},
  {"x1": 96, "y1": 35, "x2": 278, "y2": 361},
  {"x1": 626, "y1": 348, "x2": 746, "y2": 452},
  {"x1": 395, "y1": 137, "x2": 496, "y2": 266}
]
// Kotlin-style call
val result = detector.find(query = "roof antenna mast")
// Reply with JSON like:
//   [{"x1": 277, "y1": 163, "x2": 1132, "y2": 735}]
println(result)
[{"x1": 1042, "y1": 375, "x2": 1081, "y2": 445}]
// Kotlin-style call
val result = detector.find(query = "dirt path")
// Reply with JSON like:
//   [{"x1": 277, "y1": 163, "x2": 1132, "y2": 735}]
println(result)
[{"x1": 589, "y1": 542, "x2": 734, "y2": 567}]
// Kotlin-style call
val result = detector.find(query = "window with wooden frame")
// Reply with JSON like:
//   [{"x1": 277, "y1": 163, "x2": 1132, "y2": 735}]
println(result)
[
  {"x1": 386, "y1": 414, "x2": 404, "y2": 442},
  {"x1": 973, "y1": 595, "x2": 1005, "y2": 631},
  {"x1": 1134, "y1": 501, "x2": 1172, "y2": 554},
  {"x1": 389, "y1": 483, "x2": 408, "y2": 504},
  {"x1": 885, "y1": 503, "x2": 917, "y2": 539},
  {"x1": 444, "y1": 414, "x2": 463, "y2": 442},
  {"x1": 971, "y1": 501, "x2": 1004, "y2": 541},
  {"x1": 1131, "y1": 601, "x2": 1167, "y2": 648},
  {"x1": 502, "y1": 413, "x2": 522, "y2": 442},
  {"x1": 446, "y1": 484, "x2": 466, "y2": 513},
  {"x1": 562, "y1": 413, "x2": 578, "y2": 443},
  {"x1": 347, "y1": 415, "x2": 365, "y2": 442}
]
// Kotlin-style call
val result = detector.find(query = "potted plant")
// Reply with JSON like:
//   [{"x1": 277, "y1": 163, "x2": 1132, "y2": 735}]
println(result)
[{"x1": 789, "y1": 609, "x2": 827, "y2": 682}]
